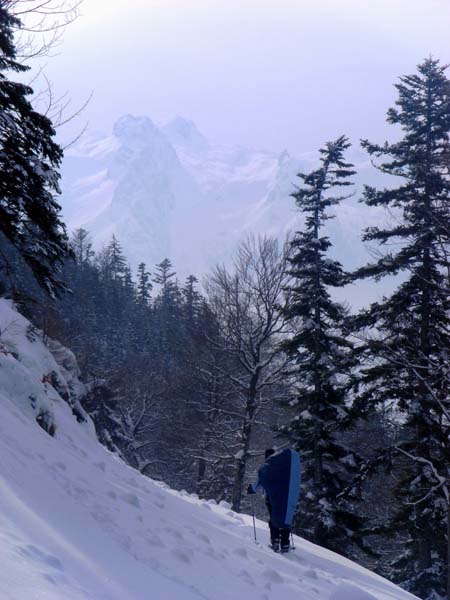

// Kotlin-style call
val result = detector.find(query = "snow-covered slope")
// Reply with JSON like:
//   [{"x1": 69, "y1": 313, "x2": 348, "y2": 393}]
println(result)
[
  {"x1": 0, "y1": 299, "x2": 418, "y2": 599},
  {"x1": 60, "y1": 116, "x2": 387, "y2": 290}
]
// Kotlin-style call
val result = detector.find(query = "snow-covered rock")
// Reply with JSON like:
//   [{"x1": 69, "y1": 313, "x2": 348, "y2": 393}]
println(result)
[
  {"x1": 0, "y1": 300, "x2": 419, "y2": 599},
  {"x1": 162, "y1": 116, "x2": 210, "y2": 154},
  {"x1": 0, "y1": 299, "x2": 91, "y2": 436}
]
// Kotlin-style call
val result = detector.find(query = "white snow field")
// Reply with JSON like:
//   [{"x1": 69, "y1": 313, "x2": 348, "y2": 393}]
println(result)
[{"x1": 0, "y1": 299, "x2": 419, "y2": 600}]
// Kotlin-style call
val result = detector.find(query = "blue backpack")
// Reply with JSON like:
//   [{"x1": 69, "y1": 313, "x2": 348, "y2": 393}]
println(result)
[{"x1": 258, "y1": 448, "x2": 301, "y2": 528}]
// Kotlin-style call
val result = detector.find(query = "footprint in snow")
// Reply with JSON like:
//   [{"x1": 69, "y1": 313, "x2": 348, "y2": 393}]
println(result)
[
  {"x1": 305, "y1": 568, "x2": 318, "y2": 579},
  {"x1": 172, "y1": 548, "x2": 192, "y2": 564},
  {"x1": 90, "y1": 506, "x2": 115, "y2": 528},
  {"x1": 147, "y1": 533, "x2": 166, "y2": 548},
  {"x1": 232, "y1": 547, "x2": 248, "y2": 558},
  {"x1": 238, "y1": 569, "x2": 255, "y2": 585},
  {"x1": 197, "y1": 533, "x2": 211, "y2": 544},
  {"x1": 122, "y1": 493, "x2": 141, "y2": 509},
  {"x1": 165, "y1": 527, "x2": 184, "y2": 541},
  {"x1": 41, "y1": 571, "x2": 69, "y2": 587},
  {"x1": 118, "y1": 534, "x2": 132, "y2": 552},
  {"x1": 107, "y1": 490, "x2": 117, "y2": 500},
  {"x1": 19, "y1": 545, "x2": 63, "y2": 571},
  {"x1": 71, "y1": 447, "x2": 87, "y2": 459},
  {"x1": 262, "y1": 569, "x2": 284, "y2": 584},
  {"x1": 94, "y1": 461, "x2": 106, "y2": 472},
  {"x1": 203, "y1": 546, "x2": 226, "y2": 560},
  {"x1": 71, "y1": 485, "x2": 91, "y2": 502}
]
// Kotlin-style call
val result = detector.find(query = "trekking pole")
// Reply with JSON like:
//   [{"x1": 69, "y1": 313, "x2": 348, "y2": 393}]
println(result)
[
  {"x1": 290, "y1": 531, "x2": 296, "y2": 550},
  {"x1": 250, "y1": 495, "x2": 257, "y2": 543}
]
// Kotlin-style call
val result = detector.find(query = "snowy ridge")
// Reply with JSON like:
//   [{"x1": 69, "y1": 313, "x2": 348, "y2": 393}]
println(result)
[
  {"x1": 60, "y1": 116, "x2": 387, "y2": 296},
  {"x1": 0, "y1": 299, "x2": 418, "y2": 599}
]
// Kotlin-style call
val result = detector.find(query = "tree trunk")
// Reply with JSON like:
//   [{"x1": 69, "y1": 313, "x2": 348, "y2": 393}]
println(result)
[
  {"x1": 231, "y1": 385, "x2": 256, "y2": 512},
  {"x1": 231, "y1": 452, "x2": 247, "y2": 513}
]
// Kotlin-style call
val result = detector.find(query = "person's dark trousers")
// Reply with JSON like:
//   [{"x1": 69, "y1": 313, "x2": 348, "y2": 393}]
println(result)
[
  {"x1": 266, "y1": 499, "x2": 277, "y2": 543},
  {"x1": 266, "y1": 498, "x2": 290, "y2": 552},
  {"x1": 265, "y1": 499, "x2": 290, "y2": 550}
]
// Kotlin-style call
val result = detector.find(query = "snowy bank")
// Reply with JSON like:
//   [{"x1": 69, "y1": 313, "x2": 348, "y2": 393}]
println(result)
[{"x1": 0, "y1": 299, "x2": 419, "y2": 599}]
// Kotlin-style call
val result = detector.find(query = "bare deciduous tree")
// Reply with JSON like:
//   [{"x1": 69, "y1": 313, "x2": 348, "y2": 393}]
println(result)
[
  {"x1": 6, "y1": 0, "x2": 82, "y2": 60},
  {"x1": 5, "y1": 0, "x2": 91, "y2": 147},
  {"x1": 205, "y1": 235, "x2": 291, "y2": 511}
]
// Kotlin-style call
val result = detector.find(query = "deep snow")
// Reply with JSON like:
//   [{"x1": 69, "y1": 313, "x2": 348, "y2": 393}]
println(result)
[{"x1": 0, "y1": 299, "x2": 419, "y2": 600}]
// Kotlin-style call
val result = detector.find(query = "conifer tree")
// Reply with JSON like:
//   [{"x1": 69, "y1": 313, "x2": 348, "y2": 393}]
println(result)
[
  {"x1": 152, "y1": 258, "x2": 182, "y2": 368},
  {"x1": 0, "y1": 4, "x2": 70, "y2": 296},
  {"x1": 93, "y1": 236, "x2": 134, "y2": 369},
  {"x1": 183, "y1": 275, "x2": 201, "y2": 331},
  {"x1": 153, "y1": 258, "x2": 176, "y2": 289},
  {"x1": 283, "y1": 136, "x2": 364, "y2": 555},
  {"x1": 353, "y1": 58, "x2": 450, "y2": 599},
  {"x1": 71, "y1": 228, "x2": 94, "y2": 269},
  {"x1": 107, "y1": 235, "x2": 127, "y2": 282},
  {"x1": 136, "y1": 262, "x2": 152, "y2": 307}
]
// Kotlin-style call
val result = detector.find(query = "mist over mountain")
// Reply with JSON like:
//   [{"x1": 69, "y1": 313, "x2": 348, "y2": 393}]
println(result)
[{"x1": 61, "y1": 115, "x2": 390, "y2": 306}]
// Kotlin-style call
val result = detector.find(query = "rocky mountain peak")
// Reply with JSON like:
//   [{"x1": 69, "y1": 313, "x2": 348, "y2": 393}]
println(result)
[{"x1": 162, "y1": 116, "x2": 209, "y2": 153}]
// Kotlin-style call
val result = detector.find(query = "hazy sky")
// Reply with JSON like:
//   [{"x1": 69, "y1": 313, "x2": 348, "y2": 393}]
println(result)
[{"x1": 45, "y1": 0, "x2": 450, "y2": 154}]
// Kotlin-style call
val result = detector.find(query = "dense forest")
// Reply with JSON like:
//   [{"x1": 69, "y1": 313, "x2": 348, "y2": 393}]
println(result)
[{"x1": 0, "y1": 1, "x2": 449, "y2": 596}]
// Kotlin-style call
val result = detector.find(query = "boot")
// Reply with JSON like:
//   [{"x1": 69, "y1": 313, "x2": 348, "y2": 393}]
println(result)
[{"x1": 270, "y1": 537, "x2": 281, "y2": 553}]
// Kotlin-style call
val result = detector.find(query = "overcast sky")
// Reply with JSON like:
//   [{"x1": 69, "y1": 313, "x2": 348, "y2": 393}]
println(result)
[{"x1": 45, "y1": 0, "x2": 450, "y2": 154}]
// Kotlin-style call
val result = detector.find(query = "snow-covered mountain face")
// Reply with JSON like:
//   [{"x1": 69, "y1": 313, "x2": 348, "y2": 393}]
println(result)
[
  {"x1": 61, "y1": 115, "x2": 389, "y2": 306},
  {"x1": 0, "y1": 299, "x2": 418, "y2": 599}
]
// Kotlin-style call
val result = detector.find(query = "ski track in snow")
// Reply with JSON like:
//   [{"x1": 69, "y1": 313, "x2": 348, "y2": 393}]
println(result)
[{"x1": 0, "y1": 299, "x2": 419, "y2": 600}]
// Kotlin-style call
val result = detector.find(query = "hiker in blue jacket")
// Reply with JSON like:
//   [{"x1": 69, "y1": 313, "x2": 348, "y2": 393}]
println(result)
[{"x1": 247, "y1": 448, "x2": 301, "y2": 553}]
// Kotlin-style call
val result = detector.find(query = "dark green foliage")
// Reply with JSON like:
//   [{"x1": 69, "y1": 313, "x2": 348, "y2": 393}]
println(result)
[
  {"x1": 47, "y1": 235, "x2": 232, "y2": 492},
  {"x1": 353, "y1": 58, "x2": 450, "y2": 599},
  {"x1": 283, "y1": 136, "x2": 367, "y2": 557},
  {"x1": 136, "y1": 262, "x2": 152, "y2": 306},
  {"x1": 0, "y1": 5, "x2": 70, "y2": 297}
]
